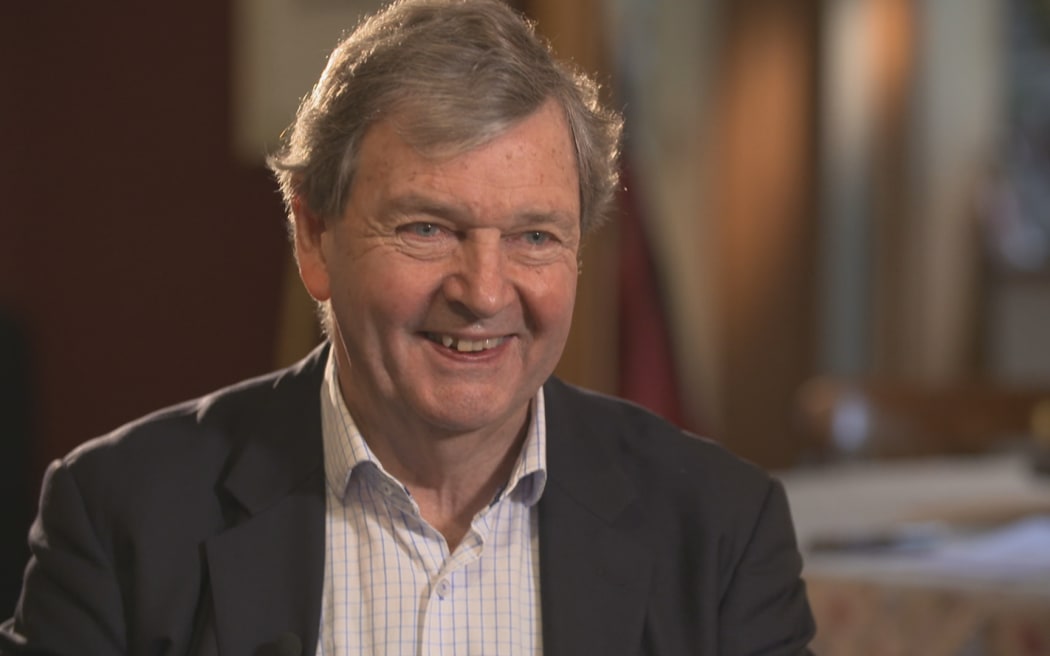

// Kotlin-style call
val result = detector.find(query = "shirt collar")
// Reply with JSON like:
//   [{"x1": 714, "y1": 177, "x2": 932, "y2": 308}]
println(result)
[{"x1": 319, "y1": 349, "x2": 547, "y2": 506}]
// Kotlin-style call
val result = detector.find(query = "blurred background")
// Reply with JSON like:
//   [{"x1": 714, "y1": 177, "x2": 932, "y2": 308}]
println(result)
[{"x1": 3, "y1": 0, "x2": 1050, "y2": 649}]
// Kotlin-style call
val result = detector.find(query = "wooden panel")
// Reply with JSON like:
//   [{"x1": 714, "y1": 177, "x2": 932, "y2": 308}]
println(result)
[{"x1": 709, "y1": 0, "x2": 820, "y2": 467}]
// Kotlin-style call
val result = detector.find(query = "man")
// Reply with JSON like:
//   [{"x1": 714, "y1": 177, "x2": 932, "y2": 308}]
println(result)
[{"x1": 1, "y1": 0, "x2": 815, "y2": 653}]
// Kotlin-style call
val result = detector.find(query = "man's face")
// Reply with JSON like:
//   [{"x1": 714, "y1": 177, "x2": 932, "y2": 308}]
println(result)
[{"x1": 296, "y1": 99, "x2": 581, "y2": 439}]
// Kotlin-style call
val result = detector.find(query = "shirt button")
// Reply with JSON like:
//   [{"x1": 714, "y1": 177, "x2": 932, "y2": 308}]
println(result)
[{"x1": 436, "y1": 579, "x2": 451, "y2": 599}]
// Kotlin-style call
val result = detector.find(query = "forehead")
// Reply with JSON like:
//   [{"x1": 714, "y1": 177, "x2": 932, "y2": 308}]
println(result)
[{"x1": 352, "y1": 100, "x2": 581, "y2": 220}]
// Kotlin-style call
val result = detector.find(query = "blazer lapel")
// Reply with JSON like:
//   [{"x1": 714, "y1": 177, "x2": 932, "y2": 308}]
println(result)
[
  {"x1": 205, "y1": 483, "x2": 324, "y2": 655},
  {"x1": 539, "y1": 379, "x2": 653, "y2": 656},
  {"x1": 204, "y1": 348, "x2": 328, "y2": 655}
]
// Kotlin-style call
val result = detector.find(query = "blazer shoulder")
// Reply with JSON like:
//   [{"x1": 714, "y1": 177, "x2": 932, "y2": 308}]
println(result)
[
  {"x1": 58, "y1": 345, "x2": 328, "y2": 494},
  {"x1": 539, "y1": 379, "x2": 814, "y2": 653},
  {"x1": 543, "y1": 377, "x2": 774, "y2": 501}
]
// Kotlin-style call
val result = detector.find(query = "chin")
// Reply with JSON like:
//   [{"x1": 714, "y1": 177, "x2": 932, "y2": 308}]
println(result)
[{"x1": 420, "y1": 387, "x2": 529, "y2": 433}]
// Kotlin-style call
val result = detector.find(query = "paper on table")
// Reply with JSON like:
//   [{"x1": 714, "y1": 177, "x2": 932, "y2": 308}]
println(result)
[
  {"x1": 916, "y1": 515, "x2": 1050, "y2": 580},
  {"x1": 809, "y1": 515, "x2": 1050, "y2": 586},
  {"x1": 782, "y1": 454, "x2": 1050, "y2": 590}
]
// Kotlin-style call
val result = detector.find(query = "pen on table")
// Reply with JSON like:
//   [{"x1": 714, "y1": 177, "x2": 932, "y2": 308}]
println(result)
[{"x1": 807, "y1": 521, "x2": 954, "y2": 554}]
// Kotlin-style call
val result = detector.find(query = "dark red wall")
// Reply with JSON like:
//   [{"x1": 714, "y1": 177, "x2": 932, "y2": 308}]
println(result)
[{"x1": 1, "y1": 4, "x2": 290, "y2": 493}]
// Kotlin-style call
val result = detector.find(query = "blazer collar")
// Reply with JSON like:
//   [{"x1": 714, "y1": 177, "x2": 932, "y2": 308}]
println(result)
[
  {"x1": 205, "y1": 344, "x2": 329, "y2": 656},
  {"x1": 539, "y1": 378, "x2": 654, "y2": 656},
  {"x1": 220, "y1": 346, "x2": 328, "y2": 513}
]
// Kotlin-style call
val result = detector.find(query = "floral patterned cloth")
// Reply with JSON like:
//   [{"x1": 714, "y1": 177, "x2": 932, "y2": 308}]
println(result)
[{"x1": 807, "y1": 576, "x2": 1050, "y2": 655}]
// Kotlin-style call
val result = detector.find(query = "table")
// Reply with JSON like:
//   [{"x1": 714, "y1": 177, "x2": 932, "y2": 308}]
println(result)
[{"x1": 779, "y1": 452, "x2": 1050, "y2": 655}]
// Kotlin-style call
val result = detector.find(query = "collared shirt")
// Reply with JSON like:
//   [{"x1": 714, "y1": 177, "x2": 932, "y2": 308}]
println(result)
[{"x1": 318, "y1": 352, "x2": 547, "y2": 655}]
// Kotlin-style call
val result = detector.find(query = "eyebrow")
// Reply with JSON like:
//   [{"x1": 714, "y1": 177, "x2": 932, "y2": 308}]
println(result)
[{"x1": 384, "y1": 193, "x2": 579, "y2": 231}]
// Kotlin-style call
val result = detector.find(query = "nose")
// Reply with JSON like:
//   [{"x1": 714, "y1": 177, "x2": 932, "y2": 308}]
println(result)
[{"x1": 442, "y1": 234, "x2": 515, "y2": 319}]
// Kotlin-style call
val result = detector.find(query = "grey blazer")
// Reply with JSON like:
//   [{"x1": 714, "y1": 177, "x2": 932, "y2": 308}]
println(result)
[{"x1": 0, "y1": 345, "x2": 814, "y2": 655}]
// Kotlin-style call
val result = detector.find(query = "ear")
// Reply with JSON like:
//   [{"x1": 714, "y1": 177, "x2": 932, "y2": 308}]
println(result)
[{"x1": 291, "y1": 194, "x2": 332, "y2": 302}]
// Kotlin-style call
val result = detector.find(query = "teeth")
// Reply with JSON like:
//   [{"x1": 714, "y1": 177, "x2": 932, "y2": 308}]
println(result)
[{"x1": 430, "y1": 334, "x2": 504, "y2": 352}]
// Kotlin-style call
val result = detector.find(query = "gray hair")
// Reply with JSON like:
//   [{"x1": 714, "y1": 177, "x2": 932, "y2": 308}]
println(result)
[{"x1": 267, "y1": 0, "x2": 623, "y2": 235}]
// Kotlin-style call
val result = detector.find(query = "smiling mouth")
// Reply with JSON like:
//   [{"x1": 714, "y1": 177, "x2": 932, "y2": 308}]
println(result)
[{"x1": 425, "y1": 333, "x2": 507, "y2": 353}]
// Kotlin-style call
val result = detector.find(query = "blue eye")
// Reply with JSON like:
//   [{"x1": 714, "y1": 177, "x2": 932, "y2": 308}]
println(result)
[
  {"x1": 523, "y1": 231, "x2": 551, "y2": 246},
  {"x1": 406, "y1": 223, "x2": 442, "y2": 238}
]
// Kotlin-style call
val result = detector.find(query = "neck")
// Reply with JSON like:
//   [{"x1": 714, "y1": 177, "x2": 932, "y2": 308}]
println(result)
[
  {"x1": 334, "y1": 358, "x2": 532, "y2": 550},
  {"x1": 366, "y1": 415, "x2": 530, "y2": 550}
]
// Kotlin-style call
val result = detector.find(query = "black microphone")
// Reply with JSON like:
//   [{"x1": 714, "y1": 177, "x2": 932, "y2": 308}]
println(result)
[{"x1": 263, "y1": 631, "x2": 302, "y2": 656}]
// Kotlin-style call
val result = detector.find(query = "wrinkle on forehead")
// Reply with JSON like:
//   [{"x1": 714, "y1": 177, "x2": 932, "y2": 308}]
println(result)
[{"x1": 351, "y1": 100, "x2": 581, "y2": 229}]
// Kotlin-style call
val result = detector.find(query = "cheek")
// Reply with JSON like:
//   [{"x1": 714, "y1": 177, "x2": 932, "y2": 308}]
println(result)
[
  {"x1": 343, "y1": 259, "x2": 438, "y2": 325},
  {"x1": 528, "y1": 268, "x2": 578, "y2": 332}
]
